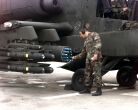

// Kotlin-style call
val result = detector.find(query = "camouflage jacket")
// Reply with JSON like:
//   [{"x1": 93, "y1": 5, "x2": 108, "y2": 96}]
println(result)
[
  {"x1": 75, "y1": 32, "x2": 102, "y2": 60},
  {"x1": 120, "y1": 21, "x2": 138, "y2": 30}
]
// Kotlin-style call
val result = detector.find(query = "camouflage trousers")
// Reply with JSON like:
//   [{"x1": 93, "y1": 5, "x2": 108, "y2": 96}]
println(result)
[{"x1": 84, "y1": 58, "x2": 102, "y2": 88}]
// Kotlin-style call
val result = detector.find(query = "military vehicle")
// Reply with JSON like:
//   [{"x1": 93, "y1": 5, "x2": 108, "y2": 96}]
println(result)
[{"x1": 0, "y1": 0, "x2": 138, "y2": 91}]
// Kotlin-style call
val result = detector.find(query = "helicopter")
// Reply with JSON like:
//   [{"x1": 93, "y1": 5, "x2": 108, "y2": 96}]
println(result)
[{"x1": 0, "y1": 0, "x2": 138, "y2": 91}]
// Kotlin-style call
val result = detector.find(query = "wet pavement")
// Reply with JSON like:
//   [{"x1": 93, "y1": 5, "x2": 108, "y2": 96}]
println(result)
[{"x1": 0, "y1": 62, "x2": 138, "y2": 110}]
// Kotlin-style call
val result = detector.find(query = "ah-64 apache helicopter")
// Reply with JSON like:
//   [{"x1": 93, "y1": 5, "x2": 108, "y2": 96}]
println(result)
[{"x1": 0, "y1": 0, "x2": 138, "y2": 91}]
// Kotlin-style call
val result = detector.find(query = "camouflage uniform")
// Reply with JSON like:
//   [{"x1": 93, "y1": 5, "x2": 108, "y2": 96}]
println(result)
[
  {"x1": 75, "y1": 32, "x2": 102, "y2": 88},
  {"x1": 120, "y1": 21, "x2": 138, "y2": 30}
]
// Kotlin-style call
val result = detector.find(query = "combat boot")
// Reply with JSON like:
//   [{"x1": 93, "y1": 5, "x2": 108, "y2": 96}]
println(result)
[
  {"x1": 92, "y1": 87, "x2": 102, "y2": 96},
  {"x1": 79, "y1": 86, "x2": 91, "y2": 94}
]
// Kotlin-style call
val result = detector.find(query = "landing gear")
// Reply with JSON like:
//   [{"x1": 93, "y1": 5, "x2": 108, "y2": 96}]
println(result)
[
  {"x1": 117, "y1": 66, "x2": 137, "y2": 88},
  {"x1": 71, "y1": 66, "x2": 137, "y2": 91},
  {"x1": 72, "y1": 68, "x2": 93, "y2": 91},
  {"x1": 71, "y1": 68, "x2": 85, "y2": 91}
]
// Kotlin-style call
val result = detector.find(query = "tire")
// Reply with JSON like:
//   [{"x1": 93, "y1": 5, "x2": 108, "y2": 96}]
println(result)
[
  {"x1": 117, "y1": 66, "x2": 137, "y2": 87},
  {"x1": 71, "y1": 68, "x2": 85, "y2": 91}
]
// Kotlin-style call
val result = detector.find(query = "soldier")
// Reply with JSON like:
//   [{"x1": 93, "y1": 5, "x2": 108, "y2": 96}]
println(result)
[
  {"x1": 111, "y1": 0, "x2": 122, "y2": 19},
  {"x1": 120, "y1": 21, "x2": 138, "y2": 30},
  {"x1": 120, "y1": 4, "x2": 129, "y2": 20},
  {"x1": 72, "y1": 23, "x2": 103, "y2": 96}
]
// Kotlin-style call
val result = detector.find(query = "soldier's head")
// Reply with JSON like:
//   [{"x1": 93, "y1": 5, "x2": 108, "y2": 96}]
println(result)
[{"x1": 79, "y1": 23, "x2": 91, "y2": 38}]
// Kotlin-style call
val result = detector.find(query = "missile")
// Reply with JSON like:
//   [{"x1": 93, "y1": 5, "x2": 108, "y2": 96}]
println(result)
[
  {"x1": 8, "y1": 43, "x2": 42, "y2": 50},
  {"x1": 7, "y1": 65, "x2": 54, "y2": 73},
  {"x1": 0, "y1": 51, "x2": 55, "y2": 61},
  {"x1": 6, "y1": 52, "x2": 45, "y2": 60},
  {"x1": 0, "y1": 63, "x2": 54, "y2": 73}
]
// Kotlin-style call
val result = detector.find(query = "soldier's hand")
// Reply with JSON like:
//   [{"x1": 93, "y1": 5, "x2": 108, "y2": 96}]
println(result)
[
  {"x1": 72, "y1": 56, "x2": 77, "y2": 60},
  {"x1": 123, "y1": 7, "x2": 128, "y2": 12},
  {"x1": 91, "y1": 54, "x2": 98, "y2": 61}
]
